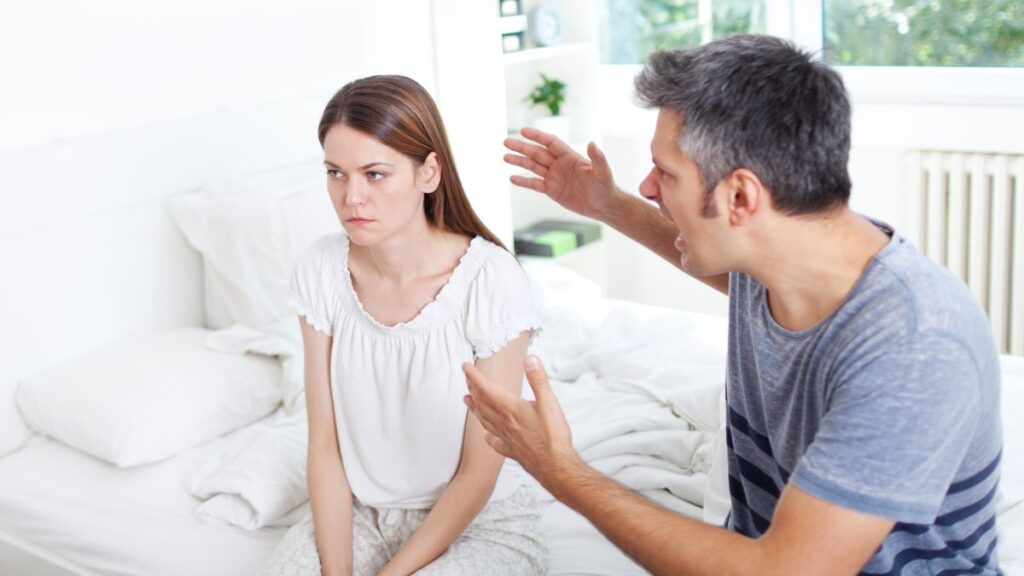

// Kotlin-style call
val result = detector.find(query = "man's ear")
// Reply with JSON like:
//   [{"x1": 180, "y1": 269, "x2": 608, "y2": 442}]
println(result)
[
  {"x1": 418, "y1": 152, "x2": 441, "y2": 193},
  {"x1": 724, "y1": 168, "x2": 767, "y2": 226}
]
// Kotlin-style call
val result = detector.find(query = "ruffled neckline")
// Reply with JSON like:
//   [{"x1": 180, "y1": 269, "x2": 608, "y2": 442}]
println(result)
[{"x1": 337, "y1": 234, "x2": 485, "y2": 335}]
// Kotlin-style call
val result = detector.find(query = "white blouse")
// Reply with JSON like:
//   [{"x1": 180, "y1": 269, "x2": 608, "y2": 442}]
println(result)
[{"x1": 289, "y1": 233, "x2": 540, "y2": 509}]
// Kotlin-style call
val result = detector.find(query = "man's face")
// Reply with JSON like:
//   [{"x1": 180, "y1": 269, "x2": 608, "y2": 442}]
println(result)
[{"x1": 638, "y1": 109, "x2": 728, "y2": 277}]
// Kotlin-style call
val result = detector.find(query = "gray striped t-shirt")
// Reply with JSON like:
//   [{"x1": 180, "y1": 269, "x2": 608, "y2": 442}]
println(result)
[{"x1": 725, "y1": 223, "x2": 1002, "y2": 574}]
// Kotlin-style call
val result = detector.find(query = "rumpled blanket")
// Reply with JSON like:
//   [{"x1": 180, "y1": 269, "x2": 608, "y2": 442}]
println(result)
[{"x1": 187, "y1": 265, "x2": 731, "y2": 529}]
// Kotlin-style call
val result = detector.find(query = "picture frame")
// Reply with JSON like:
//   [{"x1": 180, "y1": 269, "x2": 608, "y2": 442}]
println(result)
[
  {"x1": 499, "y1": 0, "x2": 522, "y2": 17},
  {"x1": 502, "y1": 31, "x2": 525, "y2": 53}
]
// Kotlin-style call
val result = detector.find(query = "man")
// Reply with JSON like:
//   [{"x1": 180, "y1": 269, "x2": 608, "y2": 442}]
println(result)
[{"x1": 463, "y1": 35, "x2": 1001, "y2": 575}]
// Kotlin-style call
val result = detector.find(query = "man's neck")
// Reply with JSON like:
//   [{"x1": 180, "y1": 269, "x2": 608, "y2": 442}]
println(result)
[{"x1": 747, "y1": 209, "x2": 891, "y2": 332}]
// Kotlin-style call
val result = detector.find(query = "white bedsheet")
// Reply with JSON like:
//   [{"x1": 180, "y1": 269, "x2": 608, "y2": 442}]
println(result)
[
  {"x1": 0, "y1": 431, "x2": 649, "y2": 576},
  {"x1": 0, "y1": 434, "x2": 284, "y2": 576},
  {"x1": 187, "y1": 408, "x2": 309, "y2": 530}
]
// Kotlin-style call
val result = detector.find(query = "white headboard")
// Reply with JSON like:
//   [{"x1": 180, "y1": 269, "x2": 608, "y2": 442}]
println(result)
[{"x1": 0, "y1": 98, "x2": 326, "y2": 454}]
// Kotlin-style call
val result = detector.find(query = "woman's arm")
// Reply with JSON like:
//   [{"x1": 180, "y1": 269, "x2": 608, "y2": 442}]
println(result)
[
  {"x1": 378, "y1": 331, "x2": 532, "y2": 576},
  {"x1": 300, "y1": 318, "x2": 355, "y2": 576}
]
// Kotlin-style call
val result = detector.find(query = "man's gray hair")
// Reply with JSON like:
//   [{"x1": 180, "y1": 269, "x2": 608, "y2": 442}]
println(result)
[{"x1": 635, "y1": 35, "x2": 852, "y2": 216}]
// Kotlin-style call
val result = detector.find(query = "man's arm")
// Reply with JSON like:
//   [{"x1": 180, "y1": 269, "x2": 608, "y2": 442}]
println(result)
[
  {"x1": 464, "y1": 356, "x2": 893, "y2": 576},
  {"x1": 504, "y1": 128, "x2": 727, "y2": 294},
  {"x1": 548, "y1": 458, "x2": 892, "y2": 576}
]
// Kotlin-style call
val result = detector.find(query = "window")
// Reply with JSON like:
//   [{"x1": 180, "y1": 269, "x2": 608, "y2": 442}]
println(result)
[
  {"x1": 595, "y1": 0, "x2": 1024, "y2": 145},
  {"x1": 602, "y1": 0, "x2": 766, "y2": 64},
  {"x1": 824, "y1": 0, "x2": 1024, "y2": 67}
]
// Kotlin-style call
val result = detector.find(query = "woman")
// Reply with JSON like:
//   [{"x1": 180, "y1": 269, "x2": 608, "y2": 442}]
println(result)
[{"x1": 261, "y1": 75, "x2": 547, "y2": 576}]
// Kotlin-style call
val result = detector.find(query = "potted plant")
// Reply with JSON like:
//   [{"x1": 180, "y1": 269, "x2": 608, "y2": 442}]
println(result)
[{"x1": 525, "y1": 73, "x2": 571, "y2": 142}]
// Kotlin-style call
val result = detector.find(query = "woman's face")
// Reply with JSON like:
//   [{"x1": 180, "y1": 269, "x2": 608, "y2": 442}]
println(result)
[{"x1": 322, "y1": 123, "x2": 438, "y2": 247}]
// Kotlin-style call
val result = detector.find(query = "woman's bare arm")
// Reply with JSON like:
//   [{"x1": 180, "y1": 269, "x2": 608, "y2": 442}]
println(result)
[{"x1": 300, "y1": 317, "x2": 354, "y2": 576}]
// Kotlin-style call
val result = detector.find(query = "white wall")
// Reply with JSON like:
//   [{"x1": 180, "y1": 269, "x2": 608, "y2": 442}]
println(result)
[
  {"x1": 0, "y1": 1, "x2": 442, "y2": 153},
  {"x1": 432, "y1": 0, "x2": 514, "y2": 247},
  {"x1": 0, "y1": 0, "x2": 509, "y2": 453}
]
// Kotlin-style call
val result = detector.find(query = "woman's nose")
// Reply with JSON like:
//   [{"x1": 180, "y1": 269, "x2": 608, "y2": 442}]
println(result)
[{"x1": 344, "y1": 182, "x2": 367, "y2": 207}]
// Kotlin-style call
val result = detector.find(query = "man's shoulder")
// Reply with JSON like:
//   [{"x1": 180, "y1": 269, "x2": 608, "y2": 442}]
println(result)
[
  {"x1": 832, "y1": 234, "x2": 1000, "y2": 386},
  {"x1": 858, "y1": 234, "x2": 987, "y2": 337}
]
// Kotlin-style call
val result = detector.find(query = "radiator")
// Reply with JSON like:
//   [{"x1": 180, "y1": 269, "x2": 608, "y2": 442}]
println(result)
[{"x1": 908, "y1": 151, "x2": 1024, "y2": 356}]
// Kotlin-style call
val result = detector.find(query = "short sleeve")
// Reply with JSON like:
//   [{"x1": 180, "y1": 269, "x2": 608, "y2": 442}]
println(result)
[
  {"x1": 465, "y1": 248, "x2": 541, "y2": 359},
  {"x1": 288, "y1": 236, "x2": 337, "y2": 336},
  {"x1": 791, "y1": 333, "x2": 982, "y2": 523}
]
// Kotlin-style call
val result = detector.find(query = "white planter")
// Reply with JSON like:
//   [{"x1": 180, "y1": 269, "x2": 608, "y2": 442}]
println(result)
[{"x1": 528, "y1": 114, "x2": 572, "y2": 144}]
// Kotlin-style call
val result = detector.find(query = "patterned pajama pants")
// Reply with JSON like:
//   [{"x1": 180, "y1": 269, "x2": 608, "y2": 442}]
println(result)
[{"x1": 261, "y1": 486, "x2": 548, "y2": 576}]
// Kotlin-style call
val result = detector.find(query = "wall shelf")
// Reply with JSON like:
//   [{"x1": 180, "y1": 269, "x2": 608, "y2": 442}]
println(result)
[{"x1": 503, "y1": 42, "x2": 593, "y2": 66}]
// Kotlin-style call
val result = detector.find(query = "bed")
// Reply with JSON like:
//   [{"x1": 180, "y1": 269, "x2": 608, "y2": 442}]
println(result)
[
  {"x1": 1, "y1": 124, "x2": 1021, "y2": 574},
  {"x1": 0, "y1": 265, "x2": 721, "y2": 576},
  {"x1": 2, "y1": 262, "x2": 1023, "y2": 575}
]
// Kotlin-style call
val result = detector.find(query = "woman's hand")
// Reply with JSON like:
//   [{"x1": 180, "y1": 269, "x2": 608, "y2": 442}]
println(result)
[{"x1": 503, "y1": 128, "x2": 623, "y2": 222}]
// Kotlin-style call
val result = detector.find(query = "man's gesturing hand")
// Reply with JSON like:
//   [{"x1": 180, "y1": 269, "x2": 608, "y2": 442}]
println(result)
[
  {"x1": 503, "y1": 128, "x2": 620, "y2": 221},
  {"x1": 463, "y1": 355, "x2": 581, "y2": 486}
]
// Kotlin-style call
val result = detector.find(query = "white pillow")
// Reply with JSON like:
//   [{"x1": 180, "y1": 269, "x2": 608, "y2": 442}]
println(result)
[
  {"x1": 16, "y1": 327, "x2": 282, "y2": 467},
  {"x1": 167, "y1": 160, "x2": 340, "y2": 329}
]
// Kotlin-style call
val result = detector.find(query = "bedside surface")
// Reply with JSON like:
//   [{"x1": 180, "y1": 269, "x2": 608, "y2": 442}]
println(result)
[{"x1": 0, "y1": 535, "x2": 85, "y2": 576}]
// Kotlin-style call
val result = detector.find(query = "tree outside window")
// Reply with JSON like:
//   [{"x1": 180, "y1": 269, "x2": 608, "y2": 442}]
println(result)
[
  {"x1": 602, "y1": 0, "x2": 765, "y2": 64},
  {"x1": 824, "y1": 0, "x2": 1024, "y2": 67},
  {"x1": 602, "y1": 0, "x2": 1024, "y2": 68}
]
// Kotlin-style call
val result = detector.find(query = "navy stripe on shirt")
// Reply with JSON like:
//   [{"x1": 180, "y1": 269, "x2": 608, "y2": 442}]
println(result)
[{"x1": 863, "y1": 534, "x2": 998, "y2": 576}]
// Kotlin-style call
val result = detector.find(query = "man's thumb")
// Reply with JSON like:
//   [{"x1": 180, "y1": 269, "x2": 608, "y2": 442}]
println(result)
[{"x1": 587, "y1": 141, "x2": 612, "y2": 181}]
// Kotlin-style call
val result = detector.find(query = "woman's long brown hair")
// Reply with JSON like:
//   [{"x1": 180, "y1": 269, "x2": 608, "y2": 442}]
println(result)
[{"x1": 318, "y1": 75, "x2": 507, "y2": 251}]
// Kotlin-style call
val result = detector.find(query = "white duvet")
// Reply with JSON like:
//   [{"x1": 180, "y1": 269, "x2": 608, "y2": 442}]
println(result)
[
  {"x1": 187, "y1": 407, "x2": 309, "y2": 530},
  {"x1": 187, "y1": 266, "x2": 732, "y2": 530}
]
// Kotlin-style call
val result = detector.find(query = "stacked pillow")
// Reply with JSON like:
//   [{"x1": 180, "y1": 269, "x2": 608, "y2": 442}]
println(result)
[
  {"x1": 18, "y1": 160, "x2": 341, "y2": 466},
  {"x1": 167, "y1": 160, "x2": 339, "y2": 329},
  {"x1": 17, "y1": 328, "x2": 282, "y2": 467}
]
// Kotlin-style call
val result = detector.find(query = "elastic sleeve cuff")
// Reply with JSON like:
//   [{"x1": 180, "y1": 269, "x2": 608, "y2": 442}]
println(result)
[
  {"x1": 473, "y1": 322, "x2": 542, "y2": 359},
  {"x1": 288, "y1": 297, "x2": 332, "y2": 336}
]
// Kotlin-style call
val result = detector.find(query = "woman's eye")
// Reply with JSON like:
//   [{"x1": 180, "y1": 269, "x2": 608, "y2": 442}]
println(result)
[
  {"x1": 326, "y1": 169, "x2": 343, "y2": 179},
  {"x1": 367, "y1": 171, "x2": 385, "y2": 181}
]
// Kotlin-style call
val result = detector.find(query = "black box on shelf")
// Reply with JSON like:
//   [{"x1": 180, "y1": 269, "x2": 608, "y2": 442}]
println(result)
[{"x1": 513, "y1": 219, "x2": 601, "y2": 258}]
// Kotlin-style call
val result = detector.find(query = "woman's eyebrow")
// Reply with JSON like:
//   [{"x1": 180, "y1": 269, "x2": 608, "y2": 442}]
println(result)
[{"x1": 322, "y1": 160, "x2": 394, "y2": 170}]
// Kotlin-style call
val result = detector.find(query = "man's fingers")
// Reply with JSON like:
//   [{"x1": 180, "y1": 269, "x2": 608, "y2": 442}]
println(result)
[
  {"x1": 520, "y1": 127, "x2": 573, "y2": 157},
  {"x1": 465, "y1": 394, "x2": 503, "y2": 436},
  {"x1": 463, "y1": 362, "x2": 518, "y2": 419},
  {"x1": 503, "y1": 153, "x2": 549, "y2": 178},
  {"x1": 504, "y1": 138, "x2": 558, "y2": 166},
  {"x1": 509, "y1": 174, "x2": 547, "y2": 193},
  {"x1": 523, "y1": 355, "x2": 554, "y2": 402},
  {"x1": 484, "y1": 432, "x2": 511, "y2": 458}
]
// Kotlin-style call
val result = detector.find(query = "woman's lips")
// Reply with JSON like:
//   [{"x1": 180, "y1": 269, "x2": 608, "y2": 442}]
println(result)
[{"x1": 347, "y1": 218, "x2": 373, "y2": 224}]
